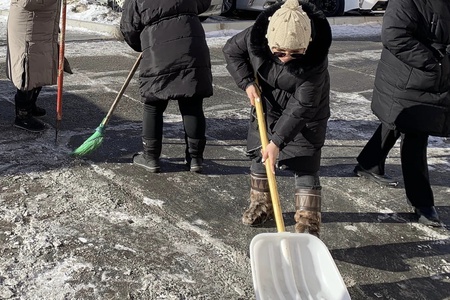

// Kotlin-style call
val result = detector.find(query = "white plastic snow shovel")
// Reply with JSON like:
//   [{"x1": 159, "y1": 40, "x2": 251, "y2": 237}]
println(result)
[{"x1": 249, "y1": 85, "x2": 351, "y2": 300}]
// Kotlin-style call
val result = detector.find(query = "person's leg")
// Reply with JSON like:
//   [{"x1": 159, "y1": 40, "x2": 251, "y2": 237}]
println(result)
[
  {"x1": 400, "y1": 132, "x2": 441, "y2": 225},
  {"x1": 30, "y1": 87, "x2": 45, "y2": 117},
  {"x1": 133, "y1": 100, "x2": 168, "y2": 173},
  {"x1": 14, "y1": 88, "x2": 45, "y2": 132},
  {"x1": 242, "y1": 156, "x2": 273, "y2": 226},
  {"x1": 355, "y1": 123, "x2": 400, "y2": 186},
  {"x1": 178, "y1": 97, "x2": 206, "y2": 172},
  {"x1": 293, "y1": 152, "x2": 322, "y2": 237},
  {"x1": 142, "y1": 100, "x2": 167, "y2": 141},
  {"x1": 401, "y1": 132, "x2": 433, "y2": 205}
]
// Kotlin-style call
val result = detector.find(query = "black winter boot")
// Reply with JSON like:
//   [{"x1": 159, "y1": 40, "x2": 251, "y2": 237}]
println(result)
[
  {"x1": 185, "y1": 137, "x2": 206, "y2": 173},
  {"x1": 294, "y1": 188, "x2": 322, "y2": 237},
  {"x1": 15, "y1": 109, "x2": 46, "y2": 132},
  {"x1": 242, "y1": 173, "x2": 273, "y2": 226},
  {"x1": 31, "y1": 106, "x2": 46, "y2": 117},
  {"x1": 133, "y1": 154, "x2": 160, "y2": 173},
  {"x1": 414, "y1": 206, "x2": 443, "y2": 227},
  {"x1": 133, "y1": 138, "x2": 162, "y2": 173},
  {"x1": 14, "y1": 90, "x2": 45, "y2": 132},
  {"x1": 31, "y1": 87, "x2": 46, "y2": 117}
]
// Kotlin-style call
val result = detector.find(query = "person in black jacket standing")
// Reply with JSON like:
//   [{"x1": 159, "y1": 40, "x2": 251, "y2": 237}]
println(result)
[
  {"x1": 223, "y1": 0, "x2": 331, "y2": 237},
  {"x1": 120, "y1": 0, "x2": 213, "y2": 173},
  {"x1": 354, "y1": 0, "x2": 450, "y2": 226}
]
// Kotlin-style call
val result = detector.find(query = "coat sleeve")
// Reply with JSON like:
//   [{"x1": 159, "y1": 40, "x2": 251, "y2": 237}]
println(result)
[
  {"x1": 120, "y1": 0, "x2": 143, "y2": 52},
  {"x1": 270, "y1": 70, "x2": 326, "y2": 148},
  {"x1": 381, "y1": 0, "x2": 438, "y2": 70},
  {"x1": 197, "y1": 0, "x2": 212, "y2": 15},
  {"x1": 222, "y1": 28, "x2": 256, "y2": 91}
]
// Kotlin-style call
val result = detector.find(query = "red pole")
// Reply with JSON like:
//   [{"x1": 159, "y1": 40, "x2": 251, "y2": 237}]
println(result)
[{"x1": 56, "y1": 0, "x2": 66, "y2": 142}]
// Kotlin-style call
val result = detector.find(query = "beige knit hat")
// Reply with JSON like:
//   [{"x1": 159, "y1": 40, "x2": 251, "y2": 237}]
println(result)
[{"x1": 266, "y1": 0, "x2": 312, "y2": 50}]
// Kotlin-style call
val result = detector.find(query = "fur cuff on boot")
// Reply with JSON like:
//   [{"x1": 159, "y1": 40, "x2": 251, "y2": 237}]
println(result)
[
  {"x1": 242, "y1": 189, "x2": 273, "y2": 226},
  {"x1": 294, "y1": 210, "x2": 321, "y2": 237},
  {"x1": 294, "y1": 188, "x2": 321, "y2": 237}
]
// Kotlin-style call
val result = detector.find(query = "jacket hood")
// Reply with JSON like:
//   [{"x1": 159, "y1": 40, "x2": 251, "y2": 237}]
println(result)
[{"x1": 250, "y1": 0, "x2": 332, "y2": 76}]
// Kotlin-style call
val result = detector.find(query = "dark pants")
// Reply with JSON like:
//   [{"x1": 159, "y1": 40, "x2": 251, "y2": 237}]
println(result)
[
  {"x1": 357, "y1": 123, "x2": 433, "y2": 207},
  {"x1": 250, "y1": 157, "x2": 321, "y2": 189},
  {"x1": 142, "y1": 97, "x2": 206, "y2": 141}
]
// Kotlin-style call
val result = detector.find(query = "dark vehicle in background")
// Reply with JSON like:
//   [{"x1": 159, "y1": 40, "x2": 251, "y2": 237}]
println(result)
[
  {"x1": 200, "y1": 0, "x2": 224, "y2": 21},
  {"x1": 222, "y1": 0, "x2": 388, "y2": 17}
]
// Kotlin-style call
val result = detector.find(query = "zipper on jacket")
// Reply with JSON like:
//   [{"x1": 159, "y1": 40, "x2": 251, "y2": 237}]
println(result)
[
  {"x1": 437, "y1": 61, "x2": 442, "y2": 94},
  {"x1": 438, "y1": 59, "x2": 448, "y2": 95},
  {"x1": 430, "y1": 13, "x2": 437, "y2": 35}
]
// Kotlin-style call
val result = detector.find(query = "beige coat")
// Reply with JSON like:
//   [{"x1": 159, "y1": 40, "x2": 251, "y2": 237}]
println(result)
[{"x1": 6, "y1": 0, "x2": 61, "y2": 90}]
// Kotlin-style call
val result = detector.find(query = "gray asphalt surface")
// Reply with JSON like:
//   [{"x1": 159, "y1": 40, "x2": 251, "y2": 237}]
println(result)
[{"x1": 0, "y1": 18, "x2": 449, "y2": 300}]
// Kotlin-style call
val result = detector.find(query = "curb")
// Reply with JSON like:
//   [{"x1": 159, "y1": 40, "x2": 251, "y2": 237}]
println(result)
[{"x1": 1, "y1": 10, "x2": 382, "y2": 36}]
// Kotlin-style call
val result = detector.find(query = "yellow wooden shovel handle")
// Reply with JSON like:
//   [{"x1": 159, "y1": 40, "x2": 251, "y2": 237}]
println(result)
[{"x1": 253, "y1": 87, "x2": 285, "y2": 233}]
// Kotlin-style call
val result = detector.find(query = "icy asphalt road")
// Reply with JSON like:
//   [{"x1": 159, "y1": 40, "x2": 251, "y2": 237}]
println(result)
[{"x1": 0, "y1": 22, "x2": 450, "y2": 300}]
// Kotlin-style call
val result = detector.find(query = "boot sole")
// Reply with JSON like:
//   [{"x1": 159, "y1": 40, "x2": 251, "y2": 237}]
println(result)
[
  {"x1": 417, "y1": 215, "x2": 444, "y2": 227},
  {"x1": 185, "y1": 160, "x2": 203, "y2": 173},
  {"x1": 190, "y1": 165, "x2": 203, "y2": 173},
  {"x1": 414, "y1": 209, "x2": 444, "y2": 227},
  {"x1": 14, "y1": 123, "x2": 45, "y2": 133},
  {"x1": 133, "y1": 161, "x2": 160, "y2": 173},
  {"x1": 132, "y1": 154, "x2": 161, "y2": 173}
]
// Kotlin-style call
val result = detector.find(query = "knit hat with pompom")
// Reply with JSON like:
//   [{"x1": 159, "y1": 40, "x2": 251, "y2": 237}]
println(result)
[{"x1": 266, "y1": 0, "x2": 312, "y2": 50}]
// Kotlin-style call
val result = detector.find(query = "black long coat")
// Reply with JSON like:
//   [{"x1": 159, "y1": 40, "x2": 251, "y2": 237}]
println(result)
[
  {"x1": 222, "y1": 1, "x2": 332, "y2": 171},
  {"x1": 120, "y1": 0, "x2": 213, "y2": 101},
  {"x1": 372, "y1": 0, "x2": 450, "y2": 137}
]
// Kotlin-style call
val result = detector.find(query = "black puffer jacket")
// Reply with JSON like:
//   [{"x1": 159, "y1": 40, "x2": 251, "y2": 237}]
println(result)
[
  {"x1": 372, "y1": 0, "x2": 450, "y2": 136},
  {"x1": 222, "y1": 1, "x2": 331, "y2": 168},
  {"x1": 120, "y1": 0, "x2": 213, "y2": 101}
]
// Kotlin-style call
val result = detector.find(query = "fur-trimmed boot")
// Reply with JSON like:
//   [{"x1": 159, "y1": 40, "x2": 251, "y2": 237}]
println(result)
[
  {"x1": 242, "y1": 173, "x2": 273, "y2": 226},
  {"x1": 294, "y1": 188, "x2": 322, "y2": 237}
]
